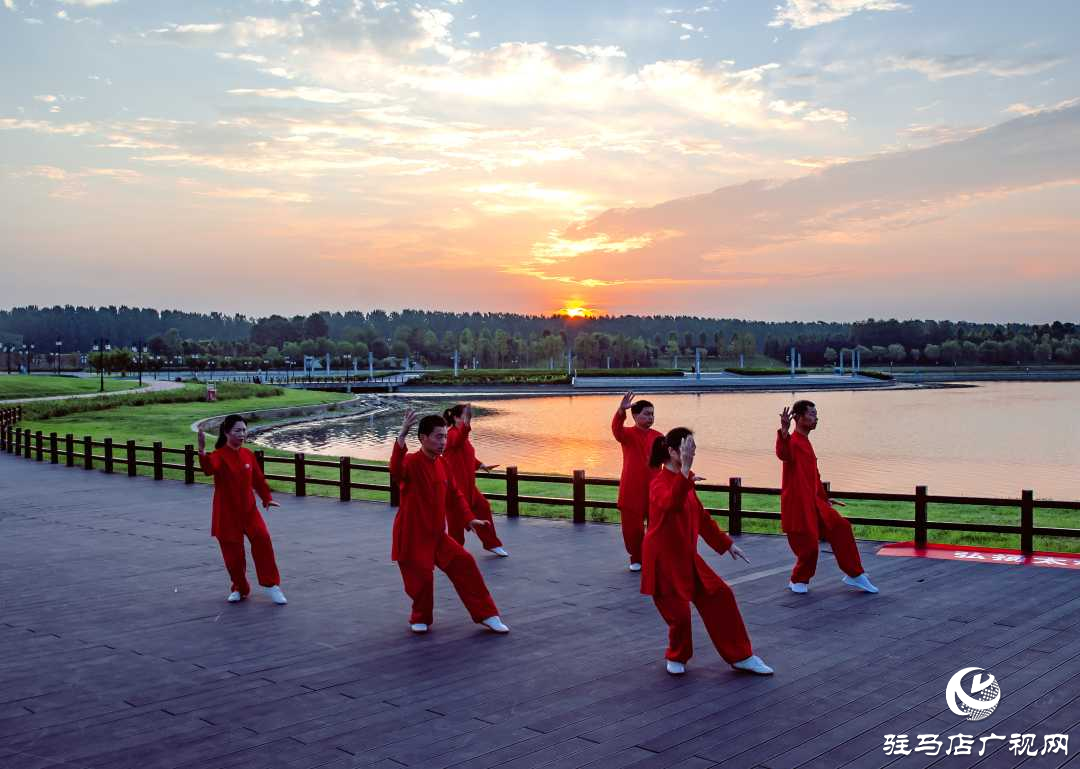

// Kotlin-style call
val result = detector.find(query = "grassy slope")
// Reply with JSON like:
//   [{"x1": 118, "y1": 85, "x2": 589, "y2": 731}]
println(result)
[
  {"x1": 11, "y1": 387, "x2": 1077, "y2": 553},
  {"x1": 0, "y1": 376, "x2": 139, "y2": 400}
]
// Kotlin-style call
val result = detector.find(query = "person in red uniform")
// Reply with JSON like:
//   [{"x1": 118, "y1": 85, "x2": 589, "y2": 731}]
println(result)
[
  {"x1": 391, "y1": 409, "x2": 509, "y2": 635},
  {"x1": 642, "y1": 427, "x2": 773, "y2": 676},
  {"x1": 612, "y1": 391, "x2": 663, "y2": 571},
  {"x1": 776, "y1": 400, "x2": 878, "y2": 595},
  {"x1": 443, "y1": 403, "x2": 508, "y2": 556},
  {"x1": 197, "y1": 415, "x2": 287, "y2": 605}
]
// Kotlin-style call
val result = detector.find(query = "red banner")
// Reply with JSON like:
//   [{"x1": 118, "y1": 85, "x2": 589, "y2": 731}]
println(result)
[{"x1": 877, "y1": 542, "x2": 1080, "y2": 571}]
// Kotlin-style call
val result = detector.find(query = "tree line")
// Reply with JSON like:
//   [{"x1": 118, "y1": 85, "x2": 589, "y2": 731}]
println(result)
[{"x1": 1, "y1": 306, "x2": 1078, "y2": 370}]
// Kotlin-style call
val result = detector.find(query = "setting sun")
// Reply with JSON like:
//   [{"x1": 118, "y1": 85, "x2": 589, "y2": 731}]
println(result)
[{"x1": 557, "y1": 306, "x2": 599, "y2": 319}]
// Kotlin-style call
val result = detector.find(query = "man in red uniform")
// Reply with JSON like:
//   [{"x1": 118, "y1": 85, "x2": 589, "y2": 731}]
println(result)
[
  {"x1": 643, "y1": 427, "x2": 772, "y2": 676},
  {"x1": 443, "y1": 403, "x2": 508, "y2": 556},
  {"x1": 612, "y1": 391, "x2": 662, "y2": 571},
  {"x1": 198, "y1": 417, "x2": 287, "y2": 605},
  {"x1": 391, "y1": 410, "x2": 509, "y2": 634},
  {"x1": 776, "y1": 400, "x2": 878, "y2": 594}
]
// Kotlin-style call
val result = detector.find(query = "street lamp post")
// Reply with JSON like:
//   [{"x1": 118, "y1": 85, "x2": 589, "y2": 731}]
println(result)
[
  {"x1": 132, "y1": 340, "x2": 146, "y2": 387},
  {"x1": 55, "y1": 337, "x2": 62, "y2": 376},
  {"x1": 23, "y1": 343, "x2": 35, "y2": 374},
  {"x1": 93, "y1": 338, "x2": 110, "y2": 392}
]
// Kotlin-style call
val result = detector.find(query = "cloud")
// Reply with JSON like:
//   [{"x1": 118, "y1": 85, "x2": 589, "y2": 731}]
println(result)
[
  {"x1": 227, "y1": 87, "x2": 387, "y2": 104},
  {"x1": 523, "y1": 103, "x2": 1080, "y2": 285},
  {"x1": 1004, "y1": 97, "x2": 1080, "y2": 116},
  {"x1": 196, "y1": 187, "x2": 312, "y2": 204},
  {"x1": 0, "y1": 118, "x2": 95, "y2": 135},
  {"x1": 769, "y1": 0, "x2": 909, "y2": 29},
  {"x1": 58, "y1": 0, "x2": 118, "y2": 5},
  {"x1": 3, "y1": 0, "x2": 16, "y2": 11},
  {"x1": 883, "y1": 53, "x2": 1065, "y2": 80}
]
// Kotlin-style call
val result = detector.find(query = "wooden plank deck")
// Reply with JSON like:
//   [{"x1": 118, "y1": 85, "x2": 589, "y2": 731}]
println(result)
[{"x1": 1, "y1": 457, "x2": 1077, "y2": 769}]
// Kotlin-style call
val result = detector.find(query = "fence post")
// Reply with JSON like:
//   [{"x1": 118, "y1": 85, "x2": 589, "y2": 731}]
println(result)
[
  {"x1": 254, "y1": 449, "x2": 265, "y2": 473},
  {"x1": 49, "y1": 432, "x2": 58, "y2": 464},
  {"x1": 914, "y1": 485, "x2": 928, "y2": 548},
  {"x1": 294, "y1": 453, "x2": 306, "y2": 497},
  {"x1": 728, "y1": 477, "x2": 743, "y2": 536},
  {"x1": 339, "y1": 456, "x2": 351, "y2": 502},
  {"x1": 506, "y1": 466, "x2": 519, "y2": 519},
  {"x1": 1020, "y1": 489, "x2": 1034, "y2": 555},
  {"x1": 153, "y1": 442, "x2": 163, "y2": 480},
  {"x1": 83, "y1": 435, "x2": 93, "y2": 470},
  {"x1": 1, "y1": 423, "x2": 7, "y2": 452},
  {"x1": 65, "y1": 433, "x2": 74, "y2": 467},
  {"x1": 104, "y1": 437, "x2": 114, "y2": 474},
  {"x1": 24, "y1": 428, "x2": 31, "y2": 459},
  {"x1": 389, "y1": 470, "x2": 400, "y2": 507},
  {"x1": 127, "y1": 440, "x2": 137, "y2": 476},
  {"x1": 12, "y1": 426, "x2": 20, "y2": 456},
  {"x1": 572, "y1": 470, "x2": 586, "y2": 524},
  {"x1": 184, "y1": 445, "x2": 195, "y2": 484},
  {"x1": 35, "y1": 430, "x2": 43, "y2": 462}
]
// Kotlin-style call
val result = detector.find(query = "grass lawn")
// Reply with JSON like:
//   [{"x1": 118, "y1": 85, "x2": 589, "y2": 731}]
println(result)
[
  {"x1": 0, "y1": 375, "x2": 139, "y2": 400},
  {"x1": 11, "y1": 386, "x2": 1078, "y2": 554}
]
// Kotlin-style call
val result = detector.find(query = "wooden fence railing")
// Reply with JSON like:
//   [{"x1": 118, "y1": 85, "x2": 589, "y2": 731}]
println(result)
[{"x1": 3, "y1": 409, "x2": 1079, "y2": 555}]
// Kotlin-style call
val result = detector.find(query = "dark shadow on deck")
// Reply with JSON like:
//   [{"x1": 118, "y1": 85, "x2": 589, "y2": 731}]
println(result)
[{"x1": 1, "y1": 459, "x2": 1078, "y2": 769}]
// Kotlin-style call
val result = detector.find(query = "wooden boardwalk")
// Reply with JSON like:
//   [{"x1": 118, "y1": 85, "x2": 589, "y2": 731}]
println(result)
[{"x1": 1, "y1": 458, "x2": 1078, "y2": 769}]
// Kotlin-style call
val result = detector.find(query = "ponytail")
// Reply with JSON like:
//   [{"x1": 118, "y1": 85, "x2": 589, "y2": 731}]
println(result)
[
  {"x1": 648, "y1": 427, "x2": 694, "y2": 468},
  {"x1": 444, "y1": 403, "x2": 465, "y2": 426}
]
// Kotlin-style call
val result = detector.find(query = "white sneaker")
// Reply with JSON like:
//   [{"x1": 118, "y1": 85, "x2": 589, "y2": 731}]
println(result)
[
  {"x1": 265, "y1": 585, "x2": 288, "y2": 605},
  {"x1": 226, "y1": 591, "x2": 243, "y2": 603},
  {"x1": 628, "y1": 563, "x2": 642, "y2": 572},
  {"x1": 481, "y1": 616, "x2": 510, "y2": 633},
  {"x1": 410, "y1": 623, "x2": 429, "y2": 633},
  {"x1": 842, "y1": 573, "x2": 879, "y2": 594},
  {"x1": 488, "y1": 546, "x2": 510, "y2": 557},
  {"x1": 788, "y1": 581, "x2": 809, "y2": 594},
  {"x1": 665, "y1": 660, "x2": 686, "y2": 675},
  {"x1": 732, "y1": 655, "x2": 774, "y2": 675}
]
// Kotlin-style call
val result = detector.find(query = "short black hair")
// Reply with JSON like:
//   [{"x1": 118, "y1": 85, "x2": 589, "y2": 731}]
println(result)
[
  {"x1": 792, "y1": 400, "x2": 815, "y2": 417},
  {"x1": 630, "y1": 399, "x2": 654, "y2": 415},
  {"x1": 418, "y1": 414, "x2": 447, "y2": 436}
]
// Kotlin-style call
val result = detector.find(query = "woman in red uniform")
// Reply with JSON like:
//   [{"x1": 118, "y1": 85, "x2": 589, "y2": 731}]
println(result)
[
  {"x1": 612, "y1": 391, "x2": 663, "y2": 571},
  {"x1": 391, "y1": 410, "x2": 508, "y2": 634},
  {"x1": 198, "y1": 415, "x2": 287, "y2": 605},
  {"x1": 443, "y1": 403, "x2": 508, "y2": 556},
  {"x1": 642, "y1": 427, "x2": 772, "y2": 676},
  {"x1": 776, "y1": 400, "x2": 878, "y2": 594}
]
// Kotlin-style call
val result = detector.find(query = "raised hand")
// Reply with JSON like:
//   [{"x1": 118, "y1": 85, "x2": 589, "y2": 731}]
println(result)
[
  {"x1": 398, "y1": 409, "x2": 418, "y2": 445},
  {"x1": 478, "y1": 464, "x2": 500, "y2": 472},
  {"x1": 779, "y1": 406, "x2": 792, "y2": 436},
  {"x1": 463, "y1": 403, "x2": 473, "y2": 426},
  {"x1": 467, "y1": 519, "x2": 490, "y2": 530},
  {"x1": 197, "y1": 429, "x2": 206, "y2": 454},
  {"x1": 619, "y1": 391, "x2": 634, "y2": 411},
  {"x1": 828, "y1": 498, "x2": 847, "y2": 508},
  {"x1": 679, "y1": 434, "x2": 696, "y2": 477}
]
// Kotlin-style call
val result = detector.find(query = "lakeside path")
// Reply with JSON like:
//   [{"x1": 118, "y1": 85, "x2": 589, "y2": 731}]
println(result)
[
  {"x1": 0, "y1": 378, "x2": 184, "y2": 405},
  {"x1": 2, "y1": 456, "x2": 1079, "y2": 768}
]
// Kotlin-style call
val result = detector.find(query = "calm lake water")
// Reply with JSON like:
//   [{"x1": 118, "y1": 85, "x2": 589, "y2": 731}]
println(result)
[{"x1": 256, "y1": 382, "x2": 1080, "y2": 499}]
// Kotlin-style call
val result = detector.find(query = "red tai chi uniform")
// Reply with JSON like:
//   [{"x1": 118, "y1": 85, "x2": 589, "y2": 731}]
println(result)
[
  {"x1": 612, "y1": 409, "x2": 663, "y2": 565},
  {"x1": 199, "y1": 446, "x2": 281, "y2": 596},
  {"x1": 776, "y1": 430, "x2": 864, "y2": 584},
  {"x1": 390, "y1": 442, "x2": 499, "y2": 626},
  {"x1": 444, "y1": 423, "x2": 503, "y2": 550},
  {"x1": 641, "y1": 467, "x2": 753, "y2": 665}
]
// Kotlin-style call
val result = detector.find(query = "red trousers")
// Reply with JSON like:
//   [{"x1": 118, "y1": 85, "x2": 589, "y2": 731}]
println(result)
[
  {"x1": 448, "y1": 488, "x2": 503, "y2": 550},
  {"x1": 217, "y1": 529, "x2": 280, "y2": 596},
  {"x1": 786, "y1": 513, "x2": 864, "y2": 584},
  {"x1": 620, "y1": 508, "x2": 645, "y2": 565},
  {"x1": 398, "y1": 534, "x2": 499, "y2": 625},
  {"x1": 652, "y1": 574, "x2": 753, "y2": 665}
]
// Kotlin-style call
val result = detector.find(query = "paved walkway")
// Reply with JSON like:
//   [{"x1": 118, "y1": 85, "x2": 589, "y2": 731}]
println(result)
[
  {"x1": 1, "y1": 457, "x2": 1078, "y2": 768},
  {"x1": 0, "y1": 378, "x2": 184, "y2": 405}
]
